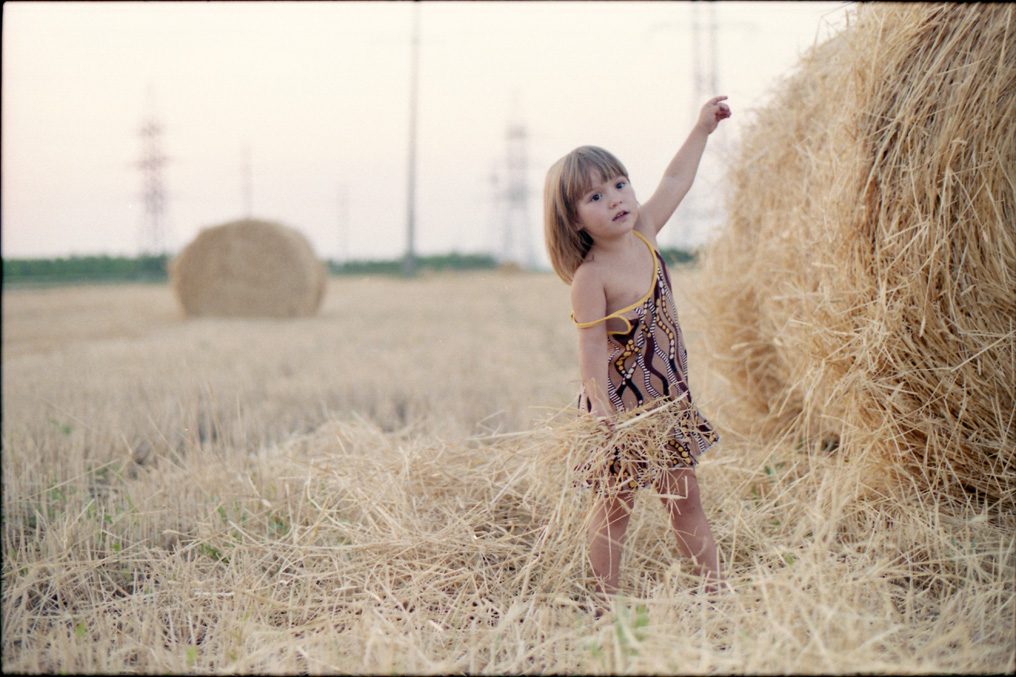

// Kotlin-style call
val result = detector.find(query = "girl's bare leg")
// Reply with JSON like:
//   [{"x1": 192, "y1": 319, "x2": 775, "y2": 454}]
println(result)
[
  {"x1": 587, "y1": 490, "x2": 635, "y2": 607},
  {"x1": 656, "y1": 466, "x2": 727, "y2": 592}
]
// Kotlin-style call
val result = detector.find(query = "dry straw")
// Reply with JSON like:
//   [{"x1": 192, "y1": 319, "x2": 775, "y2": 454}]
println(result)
[
  {"x1": 170, "y1": 218, "x2": 327, "y2": 318},
  {"x1": 4, "y1": 407, "x2": 1012, "y2": 673},
  {"x1": 700, "y1": 4, "x2": 1016, "y2": 508}
]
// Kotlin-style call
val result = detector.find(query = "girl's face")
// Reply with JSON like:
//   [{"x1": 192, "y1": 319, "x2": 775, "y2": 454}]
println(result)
[{"x1": 572, "y1": 172, "x2": 637, "y2": 241}]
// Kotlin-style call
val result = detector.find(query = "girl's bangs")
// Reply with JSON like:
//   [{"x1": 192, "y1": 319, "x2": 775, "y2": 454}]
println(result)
[{"x1": 565, "y1": 149, "x2": 628, "y2": 204}]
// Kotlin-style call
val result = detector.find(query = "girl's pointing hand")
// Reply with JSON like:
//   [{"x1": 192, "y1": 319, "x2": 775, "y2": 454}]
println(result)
[{"x1": 697, "y1": 96, "x2": 731, "y2": 134}]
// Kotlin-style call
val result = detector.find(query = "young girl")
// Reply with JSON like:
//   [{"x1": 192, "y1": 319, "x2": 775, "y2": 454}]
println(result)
[{"x1": 543, "y1": 96, "x2": 732, "y2": 608}]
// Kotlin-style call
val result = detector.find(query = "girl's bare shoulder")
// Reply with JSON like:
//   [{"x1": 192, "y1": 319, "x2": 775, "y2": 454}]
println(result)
[
  {"x1": 570, "y1": 259, "x2": 607, "y2": 321},
  {"x1": 572, "y1": 253, "x2": 612, "y2": 291}
]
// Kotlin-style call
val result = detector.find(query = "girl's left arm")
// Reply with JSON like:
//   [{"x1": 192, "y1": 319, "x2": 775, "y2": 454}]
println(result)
[{"x1": 637, "y1": 96, "x2": 731, "y2": 236}]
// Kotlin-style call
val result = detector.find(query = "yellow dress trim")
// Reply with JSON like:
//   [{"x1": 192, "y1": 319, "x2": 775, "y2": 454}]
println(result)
[{"x1": 570, "y1": 230, "x2": 658, "y2": 336}]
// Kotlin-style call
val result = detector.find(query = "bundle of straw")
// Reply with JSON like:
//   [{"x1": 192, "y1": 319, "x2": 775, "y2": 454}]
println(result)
[
  {"x1": 700, "y1": 4, "x2": 1015, "y2": 507},
  {"x1": 559, "y1": 398, "x2": 713, "y2": 498},
  {"x1": 170, "y1": 219, "x2": 327, "y2": 318}
]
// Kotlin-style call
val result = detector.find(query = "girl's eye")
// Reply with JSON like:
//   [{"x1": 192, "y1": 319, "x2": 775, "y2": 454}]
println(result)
[
  {"x1": 616, "y1": 181, "x2": 626, "y2": 190},
  {"x1": 590, "y1": 193, "x2": 601, "y2": 202}
]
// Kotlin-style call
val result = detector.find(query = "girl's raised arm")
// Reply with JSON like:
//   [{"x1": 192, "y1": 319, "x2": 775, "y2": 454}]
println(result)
[{"x1": 637, "y1": 96, "x2": 731, "y2": 236}]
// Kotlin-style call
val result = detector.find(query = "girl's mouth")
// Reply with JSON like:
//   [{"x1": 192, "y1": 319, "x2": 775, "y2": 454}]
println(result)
[{"x1": 613, "y1": 211, "x2": 629, "y2": 222}]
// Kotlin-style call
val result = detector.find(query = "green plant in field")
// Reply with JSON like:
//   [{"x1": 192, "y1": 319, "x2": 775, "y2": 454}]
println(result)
[
  {"x1": 614, "y1": 603, "x2": 650, "y2": 656},
  {"x1": 268, "y1": 514, "x2": 288, "y2": 537},
  {"x1": 199, "y1": 497, "x2": 287, "y2": 563},
  {"x1": 198, "y1": 543, "x2": 228, "y2": 562},
  {"x1": 195, "y1": 499, "x2": 242, "y2": 563},
  {"x1": 48, "y1": 418, "x2": 73, "y2": 436},
  {"x1": 19, "y1": 475, "x2": 78, "y2": 531}
]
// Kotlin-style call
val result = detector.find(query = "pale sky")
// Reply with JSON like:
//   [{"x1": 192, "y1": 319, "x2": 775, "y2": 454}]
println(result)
[{"x1": 2, "y1": 0, "x2": 852, "y2": 265}]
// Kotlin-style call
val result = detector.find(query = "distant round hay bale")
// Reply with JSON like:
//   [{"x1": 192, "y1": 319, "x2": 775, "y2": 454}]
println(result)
[
  {"x1": 700, "y1": 5, "x2": 1015, "y2": 506},
  {"x1": 170, "y1": 219, "x2": 327, "y2": 318}
]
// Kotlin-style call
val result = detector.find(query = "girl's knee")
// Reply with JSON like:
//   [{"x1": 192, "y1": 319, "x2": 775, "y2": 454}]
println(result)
[
  {"x1": 658, "y1": 467, "x2": 700, "y2": 503},
  {"x1": 600, "y1": 491, "x2": 634, "y2": 514},
  {"x1": 592, "y1": 492, "x2": 633, "y2": 524}
]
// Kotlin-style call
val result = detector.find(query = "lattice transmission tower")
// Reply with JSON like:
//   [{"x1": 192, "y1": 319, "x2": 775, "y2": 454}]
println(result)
[
  {"x1": 498, "y1": 115, "x2": 535, "y2": 268},
  {"x1": 691, "y1": 0, "x2": 719, "y2": 115},
  {"x1": 680, "y1": 0, "x2": 720, "y2": 247},
  {"x1": 137, "y1": 89, "x2": 171, "y2": 256}
]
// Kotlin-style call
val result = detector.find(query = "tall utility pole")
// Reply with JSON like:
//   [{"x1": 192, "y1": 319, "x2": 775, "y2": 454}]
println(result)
[
  {"x1": 242, "y1": 144, "x2": 253, "y2": 218},
  {"x1": 403, "y1": 1, "x2": 420, "y2": 277},
  {"x1": 337, "y1": 184, "x2": 349, "y2": 264},
  {"x1": 138, "y1": 87, "x2": 170, "y2": 256}
]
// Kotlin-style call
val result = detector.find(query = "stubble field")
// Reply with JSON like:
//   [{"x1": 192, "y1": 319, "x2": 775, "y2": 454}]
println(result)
[{"x1": 2, "y1": 271, "x2": 1013, "y2": 674}]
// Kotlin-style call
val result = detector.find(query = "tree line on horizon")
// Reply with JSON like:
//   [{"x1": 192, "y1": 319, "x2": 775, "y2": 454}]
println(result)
[{"x1": 2, "y1": 248, "x2": 698, "y2": 286}]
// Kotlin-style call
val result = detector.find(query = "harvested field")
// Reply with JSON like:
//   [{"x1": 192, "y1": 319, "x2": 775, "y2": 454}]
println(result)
[{"x1": 3, "y1": 271, "x2": 1012, "y2": 674}]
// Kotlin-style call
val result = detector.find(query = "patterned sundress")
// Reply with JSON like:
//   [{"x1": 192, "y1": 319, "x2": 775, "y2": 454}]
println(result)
[{"x1": 572, "y1": 230, "x2": 718, "y2": 491}]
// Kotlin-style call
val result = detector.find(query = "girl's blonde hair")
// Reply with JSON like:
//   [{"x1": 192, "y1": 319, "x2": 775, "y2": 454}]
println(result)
[{"x1": 543, "y1": 145, "x2": 629, "y2": 284}]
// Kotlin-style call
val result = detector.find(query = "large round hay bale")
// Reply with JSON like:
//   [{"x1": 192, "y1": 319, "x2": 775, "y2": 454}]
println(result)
[
  {"x1": 700, "y1": 5, "x2": 1015, "y2": 506},
  {"x1": 170, "y1": 219, "x2": 327, "y2": 318}
]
